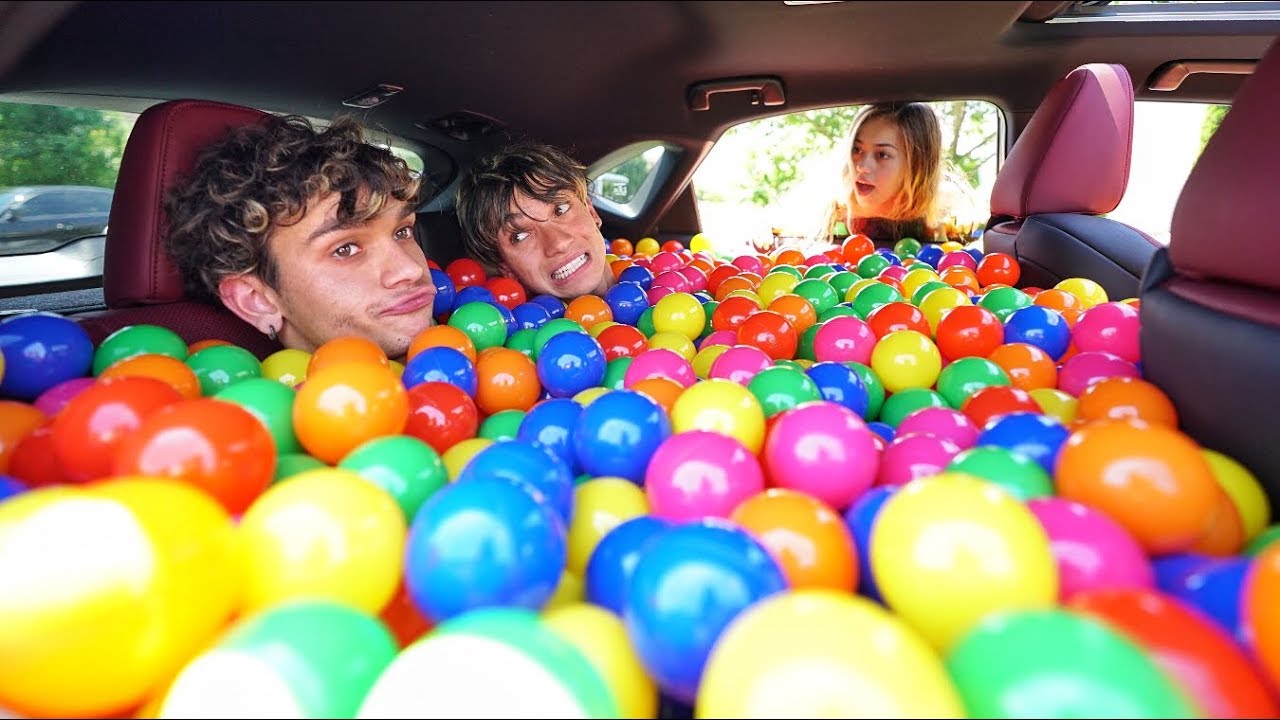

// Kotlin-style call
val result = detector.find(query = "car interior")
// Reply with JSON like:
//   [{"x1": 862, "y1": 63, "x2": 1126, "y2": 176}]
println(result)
[{"x1": 3, "y1": 0, "x2": 1280, "y2": 715}]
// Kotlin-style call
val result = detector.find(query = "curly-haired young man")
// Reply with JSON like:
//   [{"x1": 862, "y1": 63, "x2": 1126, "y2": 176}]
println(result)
[
  {"x1": 165, "y1": 114, "x2": 436, "y2": 359},
  {"x1": 455, "y1": 141, "x2": 614, "y2": 300}
]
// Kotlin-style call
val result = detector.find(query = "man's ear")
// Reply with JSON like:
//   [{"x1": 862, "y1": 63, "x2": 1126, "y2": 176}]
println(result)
[
  {"x1": 587, "y1": 200, "x2": 602, "y2": 227},
  {"x1": 218, "y1": 274, "x2": 283, "y2": 335}
]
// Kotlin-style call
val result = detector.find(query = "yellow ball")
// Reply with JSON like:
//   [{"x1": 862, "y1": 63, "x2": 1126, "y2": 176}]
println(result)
[
  {"x1": 543, "y1": 569, "x2": 585, "y2": 613},
  {"x1": 634, "y1": 237, "x2": 661, "y2": 256},
  {"x1": 1203, "y1": 448, "x2": 1271, "y2": 541},
  {"x1": 544, "y1": 603, "x2": 658, "y2": 719},
  {"x1": 843, "y1": 277, "x2": 880, "y2": 303},
  {"x1": 723, "y1": 288, "x2": 764, "y2": 306},
  {"x1": 652, "y1": 293, "x2": 707, "y2": 341},
  {"x1": 0, "y1": 480, "x2": 238, "y2": 718},
  {"x1": 261, "y1": 347, "x2": 311, "y2": 387},
  {"x1": 238, "y1": 467, "x2": 405, "y2": 615},
  {"x1": 388, "y1": 359, "x2": 405, "y2": 379},
  {"x1": 697, "y1": 589, "x2": 964, "y2": 718},
  {"x1": 0, "y1": 348, "x2": 5, "y2": 385},
  {"x1": 1029, "y1": 387, "x2": 1077, "y2": 425},
  {"x1": 939, "y1": 240, "x2": 964, "y2": 253},
  {"x1": 670, "y1": 378, "x2": 766, "y2": 454},
  {"x1": 573, "y1": 386, "x2": 611, "y2": 407},
  {"x1": 689, "y1": 233, "x2": 712, "y2": 254},
  {"x1": 1055, "y1": 277, "x2": 1109, "y2": 308},
  {"x1": 918, "y1": 286, "x2": 971, "y2": 336},
  {"x1": 646, "y1": 331, "x2": 697, "y2": 362},
  {"x1": 442, "y1": 437, "x2": 494, "y2": 481},
  {"x1": 756, "y1": 272, "x2": 800, "y2": 306},
  {"x1": 900, "y1": 267, "x2": 942, "y2": 301},
  {"x1": 870, "y1": 330, "x2": 943, "y2": 394},
  {"x1": 566, "y1": 477, "x2": 650, "y2": 576},
  {"x1": 588, "y1": 321, "x2": 618, "y2": 339},
  {"x1": 691, "y1": 344, "x2": 732, "y2": 380},
  {"x1": 871, "y1": 472, "x2": 1058, "y2": 652}
]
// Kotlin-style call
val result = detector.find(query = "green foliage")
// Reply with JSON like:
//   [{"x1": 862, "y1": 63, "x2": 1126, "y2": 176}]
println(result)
[
  {"x1": 1200, "y1": 104, "x2": 1228, "y2": 154},
  {"x1": 0, "y1": 102, "x2": 134, "y2": 189}
]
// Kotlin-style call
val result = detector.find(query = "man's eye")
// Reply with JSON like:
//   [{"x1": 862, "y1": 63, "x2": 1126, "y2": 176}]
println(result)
[
  {"x1": 332, "y1": 242, "x2": 359, "y2": 258},
  {"x1": 395, "y1": 226, "x2": 415, "y2": 241},
  {"x1": 555, "y1": 202, "x2": 571, "y2": 216},
  {"x1": 511, "y1": 231, "x2": 529, "y2": 244}
]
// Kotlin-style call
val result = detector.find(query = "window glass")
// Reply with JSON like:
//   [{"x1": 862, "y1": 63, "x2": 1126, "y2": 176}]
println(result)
[
  {"x1": 692, "y1": 100, "x2": 1000, "y2": 258},
  {"x1": 1107, "y1": 100, "x2": 1227, "y2": 245},
  {"x1": 588, "y1": 142, "x2": 681, "y2": 219}
]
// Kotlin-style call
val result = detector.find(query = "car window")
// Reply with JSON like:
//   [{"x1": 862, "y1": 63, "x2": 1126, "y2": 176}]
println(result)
[
  {"x1": 691, "y1": 100, "x2": 1000, "y2": 258},
  {"x1": 1106, "y1": 100, "x2": 1228, "y2": 245},
  {"x1": 20, "y1": 192, "x2": 70, "y2": 216},
  {"x1": 588, "y1": 142, "x2": 684, "y2": 219}
]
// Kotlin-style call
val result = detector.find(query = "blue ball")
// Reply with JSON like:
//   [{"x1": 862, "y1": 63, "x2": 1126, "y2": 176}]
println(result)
[
  {"x1": 874, "y1": 250, "x2": 902, "y2": 267},
  {"x1": 402, "y1": 345, "x2": 477, "y2": 395},
  {"x1": 624, "y1": 519, "x2": 787, "y2": 703},
  {"x1": 1165, "y1": 556, "x2": 1252, "y2": 644},
  {"x1": 404, "y1": 475, "x2": 566, "y2": 624},
  {"x1": 517, "y1": 397, "x2": 585, "y2": 476},
  {"x1": 965, "y1": 246, "x2": 985, "y2": 264},
  {"x1": 604, "y1": 281, "x2": 650, "y2": 327},
  {"x1": 573, "y1": 389, "x2": 671, "y2": 483},
  {"x1": 1153, "y1": 552, "x2": 1216, "y2": 593},
  {"x1": 430, "y1": 268, "x2": 457, "y2": 315},
  {"x1": 693, "y1": 291, "x2": 715, "y2": 305},
  {"x1": 975, "y1": 411, "x2": 1070, "y2": 474},
  {"x1": 455, "y1": 284, "x2": 497, "y2": 308},
  {"x1": 531, "y1": 294, "x2": 567, "y2": 320},
  {"x1": 915, "y1": 244, "x2": 943, "y2": 268},
  {"x1": 0, "y1": 474, "x2": 26, "y2": 502},
  {"x1": 585, "y1": 515, "x2": 671, "y2": 615},
  {"x1": 842, "y1": 484, "x2": 898, "y2": 603},
  {"x1": 455, "y1": 439, "x2": 575, "y2": 525},
  {"x1": 1003, "y1": 305, "x2": 1072, "y2": 361},
  {"x1": 0, "y1": 312, "x2": 94, "y2": 402},
  {"x1": 512, "y1": 302, "x2": 552, "y2": 331},
  {"x1": 618, "y1": 265, "x2": 655, "y2": 291},
  {"x1": 490, "y1": 301, "x2": 519, "y2": 337},
  {"x1": 867, "y1": 421, "x2": 896, "y2": 444},
  {"x1": 535, "y1": 331, "x2": 606, "y2": 399},
  {"x1": 805, "y1": 361, "x2": 869, "y2": 419}
]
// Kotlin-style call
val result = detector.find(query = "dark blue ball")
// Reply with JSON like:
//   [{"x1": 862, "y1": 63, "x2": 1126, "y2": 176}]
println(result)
[
  {"x1": 429, "y1": 268, "x2": 457, "y2": 315},
  {"x1": 604, "y1": 281, "x2": 650, "y2": 327},
  {"x1": 402, "y1": 345, "x2": 477, "y2": 395},
  {"x1": 618, "y1": 265, "x2": 655, "y2": 291},
  {"x1": 0, "y1": 312, "x2": 94, "y2": 402}
]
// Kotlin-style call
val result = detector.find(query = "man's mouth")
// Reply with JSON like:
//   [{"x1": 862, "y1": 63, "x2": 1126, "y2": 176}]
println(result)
[
  {"x1": 380, "y1": 288, "x2": 435, "y2": 316},
  {"x1": 551, "y1": 253, "x2": 589, "y2": 281}
]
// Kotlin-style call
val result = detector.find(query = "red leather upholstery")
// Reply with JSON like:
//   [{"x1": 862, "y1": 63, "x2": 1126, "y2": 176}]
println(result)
[
  {"x1": 78, "y1": 99, "x2": 284, "y2": 358},
  {"x1": 990, "y1": 63, "x2": 1134, "y2": 218}
]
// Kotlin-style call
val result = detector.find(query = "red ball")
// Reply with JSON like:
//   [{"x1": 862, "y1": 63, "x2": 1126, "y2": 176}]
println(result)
[
  {"x1": 735, "y1": 310, "x2": 798, "y2": 361},
  {"x1": 934, "y1": 304, "x2": 1005, "y2": 362},
  {"x1": 960, "y1": 385, "x2": 1041, "y2": 429},
  {"x1": 865, "y1": 302, "x2": 931, "y2": 340},
  {"x1": 446, "y1": 257, "x2": 488, "y2": 290},
  {"x1": 976, "y1": 252, "x2": 1022, "y2": 288},
  {"x1": 484, "y1": 276, "x2": 527, "y2": 311},
  {"x1": 50, "y1": 376, "x2": 183, "y2": 484},
  {"x1": 403, "y1": 381, "x2": 480, "y2": 454},
  {"x1": 596, "y1": 324, "x2": 649, "y2": 362}
]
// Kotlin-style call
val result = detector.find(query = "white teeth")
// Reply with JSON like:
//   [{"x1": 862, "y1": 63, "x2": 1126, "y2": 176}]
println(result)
[{"x1": 551, "y1": 253, "x2": 588, "y2": 280}]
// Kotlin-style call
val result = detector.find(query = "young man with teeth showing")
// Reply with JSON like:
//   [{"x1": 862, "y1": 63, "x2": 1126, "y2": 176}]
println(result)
[{"x1": 455, "y1": 141, "x2": 616, "y2": 301}]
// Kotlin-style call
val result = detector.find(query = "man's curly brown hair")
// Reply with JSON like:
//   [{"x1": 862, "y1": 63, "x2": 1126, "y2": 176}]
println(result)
[{"x1": 164, "y1": 114, "x2": 420, "y2": 303}]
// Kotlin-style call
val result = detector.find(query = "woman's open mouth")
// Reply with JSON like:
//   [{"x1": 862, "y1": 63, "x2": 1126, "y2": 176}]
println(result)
[{"x1": 855, "y1": 181, "x2": 876, "y2": 196}]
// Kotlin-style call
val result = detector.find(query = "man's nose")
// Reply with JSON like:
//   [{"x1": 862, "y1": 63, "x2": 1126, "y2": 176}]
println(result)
[
  {"x1": 382, "y1": 239, "x2": 428, "y2": 286},
  {"x1": 543, "y1": 225, "x2": 575, "y2": 255}
]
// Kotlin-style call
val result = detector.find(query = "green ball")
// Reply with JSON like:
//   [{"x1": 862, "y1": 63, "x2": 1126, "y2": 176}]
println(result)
[
  {"x1": 505, "y1": 328, "x2": 539, "y2": 359},
  {"x1": 636, "y1": 307, "x2": 657, "y2": 338},
  {"x1": 911, "y1": 280, "x2": 953, "y2": 307},
  {"x1": 768, "y1": 265, "x2": 804, "y2": 280},
  {"x1": 855, "y1": 253, "x2": 891, "y2": 279},
  {"x1": 879, "y1": 387, "x2": 949, "y2": 428},
  {"x1": 747, "y1": 365, "x2": 821, "y2": 419},
  {"x1": 1246, "y1": 524, "x2": 1280, "y2": 556},
  {"x1": 602, "y1": 356, "x2": 633, "y2": 390},
  {"x1": 817, "y1": 304, "x2": 860, "y2": 323},
  {"x1": 532, "y1": 318, "x2": 587, "y2": 359},
  {"x1": 851, "y1": 282, "x2": 905, "y2": 320},
  {"x1": 796, "y1": 324, "x2": 821, "y2": 362},
  {"x1": 935, "y1": 357, "x2": 1011, "y2": 409},
  {"x1": 215, "y1": 377, "x2": 299, "y2": 454},
  {"x1": 947, "y1": 446, "x2": 1053, "y2": 501},
  {"x1": 846, "y1": 361, "x2": 886, "y2": 421},
  {"x1": 447, "y1": 301, "x2": 509, "y2": 352},
  {"x1": 700, "y1": 301, "x2": 720, "y2": 337},
  {"x1": 894, "y1": 237, "x2": 923, "y2": 258},
  {"x1": 979, "y1": 286, "x2": 1034, "y2": 322},
  {"x1": 338, "y1": 434, "x2": 447, "y2": 522},
  {"x1": 274, "y1": 452, "x2": 327, "y2": 484},
  {"x1": 479, "y1": 409, "x2": 526, "y2": 441},
  {"x1": 793, "y1": 278, "x2": 840, "y2": 316},
  {"x1": 188, "y1": 344, "x2": 263, "y2": 396},
  {"x1": 825, "y1": 271, "x2": 861, "y2": 301},
  {"x1": 93, "y1": 323, "x2": 188, "y2": 375},
  {"x1": 803, "y1": 264, "x2": 836, "y2": 280}
]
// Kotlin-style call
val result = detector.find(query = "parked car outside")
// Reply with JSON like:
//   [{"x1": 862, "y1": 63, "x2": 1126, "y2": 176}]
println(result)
[{"x1": 0, "y1": 185, "x2": 112, "y2": 255}]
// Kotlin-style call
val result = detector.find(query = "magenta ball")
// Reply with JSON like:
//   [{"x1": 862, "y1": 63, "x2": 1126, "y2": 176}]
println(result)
[
  {"x1": 649, "y1": 252, "x2": 684, "y2": 275},
  {"x1": 876, "y1": 432, "x2": 963, "y2": 487},
  {"x1": 1057, "y1": 350, "x2": 1141, "y2": 397},
  {"x1": 1027, "y1": 496, "x2": 1154, "y2": 602},
  {"x1": 624, "y1": 348, "x2": 697, "y2": 389},
  {"x1": 1072, "y1": 301, "x2": 1141, "y2": 364},
  {"x1": 812, "y1": 315, "x2": 877, "y2": 364},
  {"x1": 699, "y1": 330, "x2": 738, "y2": 350},
  {"x1": 652, "y1": 270, "x2": 693, "y2": 294},
  {"x1": 647, "y1": 285, "x2": 676, "y2": 305},
  {"x1": 644, "y1": 430, "x2": 765, "y2": 522},
  {"x1": 678, "y1": 266, "x2": 709, "y2": 293},
  {"x1": 731, "y1": 255, "x2": 765, "y2": 276},
  {"x1": 762, "y1": 400, "x2": 879, "y2": 510},
  {"x1": 708, "y1": 345, "x2": 773, "y2": 386},
  {"x1": 937, "y1": 251, "x2": 978, "y2": 272},
  {"x1": 896, "y1": 406, "x2": 979, "y2": 449},
  {"x1": 33, "y1": 376, "x2": 96, "y2": 417},
  {"x1": 878, "y1": 265, "x2": 909, "y2": 283}
]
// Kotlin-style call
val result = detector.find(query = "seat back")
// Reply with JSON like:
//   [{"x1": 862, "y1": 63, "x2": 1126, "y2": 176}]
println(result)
[
  {"x1": 75, "y1": 99, "x2": 284, "y2": 358},
  {"x1": 985, "y1": 63, "x2": 1159, "y2": 299},
  {"x1": 1140, "y1": 37, "x2": 1280, "y2": 500}
]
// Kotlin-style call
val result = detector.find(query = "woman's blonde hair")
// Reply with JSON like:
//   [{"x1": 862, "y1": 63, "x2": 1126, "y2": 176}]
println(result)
[{"x1": 840, "y1": 102, "x2": 943, "y2": 226}]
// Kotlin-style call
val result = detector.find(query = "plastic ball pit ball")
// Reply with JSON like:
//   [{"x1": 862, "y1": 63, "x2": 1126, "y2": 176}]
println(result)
[{"x1": 2, "y1": 248, "x2": 1279, "y2": 718}]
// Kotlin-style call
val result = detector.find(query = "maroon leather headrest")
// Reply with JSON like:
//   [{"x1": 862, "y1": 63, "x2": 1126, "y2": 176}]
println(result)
[
  {"x1": 990, "y1": 63, "x2": 1134, "y2": 219},
  {"x1": 1169, "y1": 39, "x2": 1280, "y2": 290},
  {"x1": 104, "y1": 99, "x2": 269, "y2": 308}
]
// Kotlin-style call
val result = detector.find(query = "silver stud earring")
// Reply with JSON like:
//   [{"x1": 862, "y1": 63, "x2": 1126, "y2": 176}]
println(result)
[{"x1": 266, "y1": 324, "x2": 278, "y2": 342}]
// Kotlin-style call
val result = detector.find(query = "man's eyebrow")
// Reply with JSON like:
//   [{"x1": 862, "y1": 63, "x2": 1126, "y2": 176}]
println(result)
[{"x1": 305, "y1": 204, "x2": 417, "y2": 246}]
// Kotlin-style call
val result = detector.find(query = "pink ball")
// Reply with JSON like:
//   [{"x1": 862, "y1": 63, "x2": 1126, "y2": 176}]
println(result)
[
  {"x1": 896, "y1": 406, "x2": 979, "y2": 449},
  {"x1": 731, "y1": 255, "x2": 765, "y2": 276},
  {"x1": 762, "y1": 400, "x2": 879, "y2": 510},
  {"x1": 652, "y1": 270, "x2": 693, "y2": 294},
  {"x1": 1072, "y1": 301, "x2": 1141, "y2": 364},
  {"x1": 878, "y1": 265, "x2": 909, "y2": 283},
  {"x1": 624, "y1": 348, "x2": 697, "y2": 388},
  {"x1": 648, "y1": 251, "x2": 684, "y2": 275},
  {"x1": 699, "y1": 330, "x2": 738, "y2": 350},
  {"x1": 708, "y1": 345, "x2": 773, "y2": 386},
  {"x1": 678, "y1": 266, "x2": 709, "y2": 294},
  {"x1": 1027, "y1": 497, "x2": 1154, "y2": 602},
  {"x1": 937, "y1": 251, "x2": 978, "y2": 272},
  {"x1": 1057, "y1": 350, "x2": 1141, "y2": 397},
  {"x1": 876, "y1": 432, "x2": 963, "y2": 487},
  {"x1": 33, "y1": 376, "x2": 96, "y2": 417},
  {"x1": 804, "y1": 254, "x2": 830, "y2": 268},
  {"x1": 645, "y1": 430, "x2": 765, "y2": 522},
  {"x1": 812, "y1": 315, "x2": 876, "y2": 364},
  {"x1": 646, "y1": 285, "x2": 676, "y2": 305}
]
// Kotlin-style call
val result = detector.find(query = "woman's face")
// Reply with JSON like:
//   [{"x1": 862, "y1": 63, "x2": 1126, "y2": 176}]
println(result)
[{"x1": 847, "y1": 115, "x2": 908, "y2": 219}]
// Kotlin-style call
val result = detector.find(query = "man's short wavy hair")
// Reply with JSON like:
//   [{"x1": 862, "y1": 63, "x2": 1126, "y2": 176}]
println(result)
[{"x1": 164, "y1": 114, "x2": 420, "y2": 303}]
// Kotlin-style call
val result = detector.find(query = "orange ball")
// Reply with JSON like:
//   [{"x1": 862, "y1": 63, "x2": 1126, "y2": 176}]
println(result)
[
  {"x1": 293, "y1": 361, "x2": 409, "y2": 464},
  {"x1": 773, "y1": 248, "x2": 806, "y2": 267},
  {"x1": 987, "y1": 342, "x2": 1057, "y2": 392},
  {"x1": 407, "y1": 324, "x2": 477, "y2": 364},
  {"x1": 474, "y1": 347, "x2": 541, "y2": 415},
  {"x1": 609, "y1": 258, "x2": 633, "y2": 280},
  {"x1": 0, "y1": 400, "x2": 45, "y2": 474},
  {"x1": 711, "y1": 295, "x2": 764, "y2": 333},
  {"x1": 308, "y1": 335, "x2": 390, "y2": 377},
  {"x1": 1075, "y1": 376, "x2": 1179, "y2": 428},
  {"x1": 1032, "y1": 288, "x2": 1084, "y2": 314},
  {"x1": 629, "y1": 377, "x2": 683, "y2": 416},
  {"x1": 98, "y1": 353, "x2": 202, "y2": 400},
  {"x1": 841, "y1": 234, "x2": 874, "y2": 264},
  {"x1": 1245, "y1": 543, "x2": 1280, "y2": 690},
  {"x1": 939, "y1": 266, "x2": 981, "y2": 294},
  {"x1": 767, "y1": 293, "x2": 819, "y2": 336},
  {"x1": 1056, "y1": 419, "x2": 1223, "y2": 555},
  {"x1": 187, "y1": 338, "x2": 231, "y2": 355},
  {"x1": 729, "y1": 487, "x2": 858, "y2": 592},
  {"x1": 565, "y1": 294, "x2": 613, "y2": 329},
  {"x1": 610, "y1": 238, "x2": 634, "y2": 256},
  {"x1": 1188, "y1": 485, "x2": 1246, "y2": 557}
]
